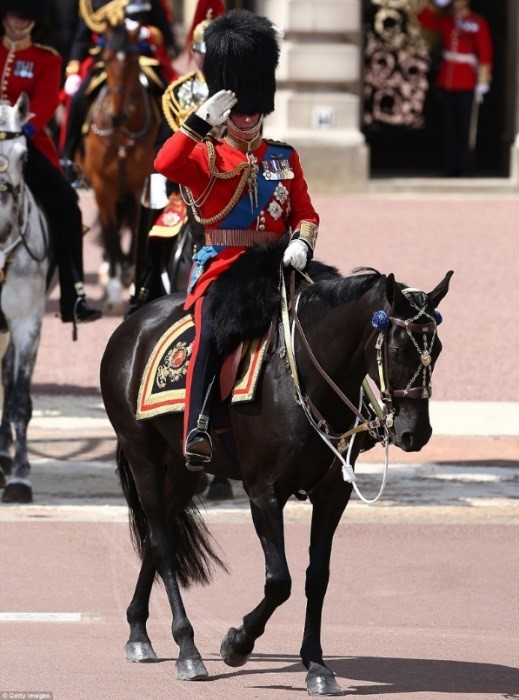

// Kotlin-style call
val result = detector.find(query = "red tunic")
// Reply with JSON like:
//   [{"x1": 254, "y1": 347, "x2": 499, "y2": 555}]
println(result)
[
  {"x1": 418, "y1": 7, "x2": 493, "y2": 91},
  {"x1": 0, "y1": 37, "x2": 61, "y2": 168},
  {"x1": 154, "y1": 118, "x2": 319, "y2": 309}
]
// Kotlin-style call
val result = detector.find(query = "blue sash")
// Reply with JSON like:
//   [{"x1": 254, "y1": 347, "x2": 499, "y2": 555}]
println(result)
[{"x1": 219, "y1": 144, "x2": 292, "y2": 229}]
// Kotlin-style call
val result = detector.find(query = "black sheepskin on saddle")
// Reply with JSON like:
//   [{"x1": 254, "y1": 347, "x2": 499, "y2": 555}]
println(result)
[
  {"x1": 203, "y1": 243, "x2": 342, "y2": 356},
  {"x1": 203, "y1": 243, "x2": 284, "y2": 355}
]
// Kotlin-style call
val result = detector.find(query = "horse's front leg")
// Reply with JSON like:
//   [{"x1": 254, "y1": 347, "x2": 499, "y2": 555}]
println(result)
[
  {"x1": 0, "y1": 338, "x2": 14, "y2": 486},
  {"x1": 1, "y1": 324, "x2": 40, "y2": 503},
  {"x1": 220, "y1": 489, "x2": 291, "y2": 667},
  {"x1": 301, "y1": 473, "x2": 353, "y2": 696}
]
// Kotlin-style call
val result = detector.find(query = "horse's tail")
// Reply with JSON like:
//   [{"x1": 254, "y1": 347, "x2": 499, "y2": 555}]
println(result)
[{"x1": 115, "y1": 442, "x2": 227, "y2": 588}]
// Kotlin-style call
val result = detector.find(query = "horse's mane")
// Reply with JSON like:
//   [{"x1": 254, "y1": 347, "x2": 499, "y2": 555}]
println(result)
[
  {"x1": 205, "y1": 246, "x2": 387, "y2": 355},
  {"x1": 301, "y1": 262, "x2": 385, "y2": 307}
]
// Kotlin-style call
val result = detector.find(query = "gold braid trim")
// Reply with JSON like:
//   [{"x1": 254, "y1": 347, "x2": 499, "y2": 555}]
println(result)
[
  {"x1": 181, "y1": 140, "x2": 254, "y2": 226},
  {"x1": 207, "y1": 140, "x2": 250, "y2": 179}
]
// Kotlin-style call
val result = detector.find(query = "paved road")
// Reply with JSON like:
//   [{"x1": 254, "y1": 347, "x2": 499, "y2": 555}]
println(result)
[{"x1": 1, "y1": 188, "x2": 518, "y2": 699}]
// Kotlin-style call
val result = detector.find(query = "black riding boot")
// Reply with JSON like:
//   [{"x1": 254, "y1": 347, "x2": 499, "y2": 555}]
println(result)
[
  {"x1": 126, "y1": 203, "x2": 165, "y2": 317},
  {"x1": 60, "y1": 79, "x2": 94, "y2": 186},
  {"x1": 185, "y1": 307, "x2": 222, "y2": 472},
  {"x1": 25, "y1": 145, "x2": 102, "y2": 339}
]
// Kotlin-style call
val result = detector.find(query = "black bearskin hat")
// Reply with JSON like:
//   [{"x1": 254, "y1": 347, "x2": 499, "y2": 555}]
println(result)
[
  {"x1": 204, "y1": 10, "x2": 280, "y2": 116},
  {"x1": 0, "y1": 0, "x2": 48, "y2": 22}
]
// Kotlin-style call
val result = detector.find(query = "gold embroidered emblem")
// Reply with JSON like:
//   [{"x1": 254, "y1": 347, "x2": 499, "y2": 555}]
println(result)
[{"x1": 156, "y1": 342, "x2": 191, "y2": 387}]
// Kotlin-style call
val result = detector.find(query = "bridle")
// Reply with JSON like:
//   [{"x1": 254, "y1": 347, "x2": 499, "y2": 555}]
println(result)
[
  {"x1": 366, "y1": 287, "x2": 441, "y2": 417},
  {"x1": 90, "y1": 32, "x2": 153, "y2": 142},
  {"x1": 0, "y1": 126, "x2": 48, "y2": 278},
  {"x1": 0, "y1": 127, "x2": 24, "y2": 201},
  {"x1": 280, "y1": 271, "x2": 442, "y2": 503}
]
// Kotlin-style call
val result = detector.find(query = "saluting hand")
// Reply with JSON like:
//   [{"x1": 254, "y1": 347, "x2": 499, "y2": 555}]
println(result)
[{"x1": 196, "y1": 90, "x2": 237, "y2": 127}]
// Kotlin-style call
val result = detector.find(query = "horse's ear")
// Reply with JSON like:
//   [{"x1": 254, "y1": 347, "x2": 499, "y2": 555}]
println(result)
[
  {"x1": 385, "y1": 273, "x2": 396, "y2": 306},
  {"x1": 15, "y1": 92, "x2": 30, "y2": 125},
  {"x1": 428, "y1": 270, "x2": 454, "y2": 307}
]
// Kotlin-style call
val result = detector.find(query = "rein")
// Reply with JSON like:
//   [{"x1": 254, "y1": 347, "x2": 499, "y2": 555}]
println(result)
[
  {"x1": 280, "y1": 270, "x2": 391, "y2": 503},
  {"x1": 280, "y1": 270, "x2": 439, "y2": 505}
]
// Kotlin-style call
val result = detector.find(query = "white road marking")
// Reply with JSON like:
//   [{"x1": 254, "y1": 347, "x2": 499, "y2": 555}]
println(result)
[{"x1": 0, "y1": 612, "x2": 99, "y2": 622}]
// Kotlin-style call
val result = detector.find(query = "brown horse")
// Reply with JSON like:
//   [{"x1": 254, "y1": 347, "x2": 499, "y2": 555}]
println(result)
[
  {"x1": 100, "y1": 255, "x2": 453, "y2": 695},
  {"x1": 80, "y1": 18, "x2": 159, "y2": 311}
]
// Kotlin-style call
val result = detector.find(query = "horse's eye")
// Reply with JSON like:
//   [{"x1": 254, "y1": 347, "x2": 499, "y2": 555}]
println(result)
[{"x1": 389, "y1": 346, "x2": 399, "y2": 360}]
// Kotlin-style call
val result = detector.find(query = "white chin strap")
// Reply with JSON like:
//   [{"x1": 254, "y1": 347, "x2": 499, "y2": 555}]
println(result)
[{"x1": 226, "y1": 115, "x2": 264, "y2": 142}]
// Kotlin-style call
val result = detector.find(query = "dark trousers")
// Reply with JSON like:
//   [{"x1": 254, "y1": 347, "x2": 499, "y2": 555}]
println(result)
[
  {"x1": 25, "y1": 144, "x2": 85, "y2": 316},
  {"x1": 440, "y1": 89, "x2": 474, "y2": 177},
  {"x1": 183, "y1": 296, "x2": 222, "y2": 448},
  {"x1": 61, "y1": 75, "x2": 95, "y2": 160}
]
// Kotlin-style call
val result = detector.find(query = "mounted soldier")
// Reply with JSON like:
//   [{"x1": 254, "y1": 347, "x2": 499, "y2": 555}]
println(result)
[
  {"x1": 0, "y1": 0, "x2": 102, "y2": 329},
  {"x1": 60, "y1": 0, "x2": 176, "y2": 183},
  {"x1": 154, "y1": 9, "x2": 320, "y2": 471}
]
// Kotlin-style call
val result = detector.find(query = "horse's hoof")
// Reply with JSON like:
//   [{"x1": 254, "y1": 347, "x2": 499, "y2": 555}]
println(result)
[
  {"x1": 175, "y1": 657, "x2": 208, "y2": 680},
  {"x1": 2, "y1": 481, "x2": 33, "y2": 503},
  {"x1": 0, "y1": 454, "x2": 12, "y2": 475},
  {"x1": 306, "y1": 664, "x2": 344, "y2": 696},
  {"x1": 125, "y1": 641, "x2": 158, "y2": 662},
  {"x1": 206, "y1": 478, "x2": 233, "y2": 501},
  {"x1": 220, "y1": 628, "x2": 250, "y2": 668}
]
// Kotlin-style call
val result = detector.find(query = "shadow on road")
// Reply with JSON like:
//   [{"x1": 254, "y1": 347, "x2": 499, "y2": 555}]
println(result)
[{"x1": 224, "y1": 653, "x2": 519, "y2": 696}]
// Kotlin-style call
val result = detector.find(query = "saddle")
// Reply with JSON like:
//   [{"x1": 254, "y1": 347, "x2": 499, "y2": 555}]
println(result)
[{"x1": 136, "y1": 313, "x2": 270, "y2": 420}]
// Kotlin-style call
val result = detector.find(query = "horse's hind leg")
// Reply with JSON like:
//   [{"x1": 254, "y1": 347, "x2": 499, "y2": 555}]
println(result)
[
  {"x1": 300, "y1": 477, "x2": 353, "y2": 696},
  {"x1": 125, "y1": 544, "x2": 158, "y2": 662},
  {"x1": 220, "y1": 488, "x2": 291, "y2": 667},
  {"x1": 117, "y1": 437, "x2": 209, "y2": 680}
]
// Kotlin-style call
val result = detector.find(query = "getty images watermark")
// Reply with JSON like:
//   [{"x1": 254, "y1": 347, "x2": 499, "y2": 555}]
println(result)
[{"x1": 2, "y1": 694, "x2": 53, "y2": 700}]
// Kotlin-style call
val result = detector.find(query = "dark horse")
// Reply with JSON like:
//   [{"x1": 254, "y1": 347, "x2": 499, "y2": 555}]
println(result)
[
  {"x1": 100, "y1": 254, "x2": 452, "y2": 696},
  {"x1": 80, "y1": 16, "x2": 159, "y2": 312}
]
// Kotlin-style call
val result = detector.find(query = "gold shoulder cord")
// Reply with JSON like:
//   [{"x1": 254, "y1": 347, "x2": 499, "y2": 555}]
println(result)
[
  {"x1": 183, "y1": 141, "x2": 251, "y2": 226},
  {"x1": 162, "y1": 75, "x2": 197, "y2": 132}
]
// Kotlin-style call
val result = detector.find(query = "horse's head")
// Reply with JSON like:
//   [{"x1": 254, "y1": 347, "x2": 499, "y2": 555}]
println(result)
[
  {"x1": 0, "y1": 94, "x2": 30, "y2": 240},
  {"x1": 365, "y1": 270, "x2": 453, "y2": 451},
  {"x1": 101, "y1": 19, "x2": 143, "y2": 127}
]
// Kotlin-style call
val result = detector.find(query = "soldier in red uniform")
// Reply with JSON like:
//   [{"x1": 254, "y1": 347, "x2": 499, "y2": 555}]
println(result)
[
  {"x1": 154, "y1": 10, "x2": 319, "y2": 470},
  {"x1": 0, "y1": 0, "x2": 102, "y2": 329},
  {"x1": 418, "y1": 0, "x2": 493, "y2": 176}
]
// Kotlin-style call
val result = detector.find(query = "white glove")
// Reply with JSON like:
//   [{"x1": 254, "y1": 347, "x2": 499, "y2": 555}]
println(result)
[
  {"x1": 196, "y1": 89, "x2": 237, "y2": 127},
  {"x1": 283, "y1": 239, "x2": 308, "y2": 271},
  {"x1": 64, "y1": 73, "x2": 82, "y2": 96},
  {"x1": 475, "y1": 82, "x2": 490, "y2": 104},
  {"x1": 138, "y1": 25, "x2": 150, "y2": 41}
]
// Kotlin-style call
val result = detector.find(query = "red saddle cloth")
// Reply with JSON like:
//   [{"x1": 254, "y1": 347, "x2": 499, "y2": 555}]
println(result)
[
  {"x1": 136, "y1": 314, "x2": 268, "y2": 420},
  {"x1": 149, "y1": 192, "x2": 188, "y2": 239}
]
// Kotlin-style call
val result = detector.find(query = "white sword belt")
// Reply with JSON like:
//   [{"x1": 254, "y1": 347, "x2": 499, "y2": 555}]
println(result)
[{"x1": 443, "y1": 51, "x2": 478, "y2": 66}]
